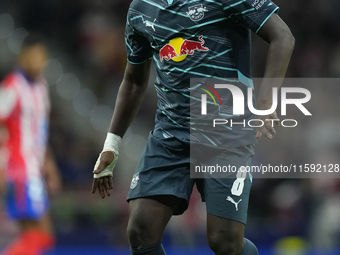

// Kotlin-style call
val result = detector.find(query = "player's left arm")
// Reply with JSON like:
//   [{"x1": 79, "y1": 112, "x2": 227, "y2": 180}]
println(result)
[
  {"x1": 0, "y1": 167, "x2": 4, "y2": 194},
  {"x1": 255, "y1": 13, "x2": 295, "y2": 139},
  {"x1": 0, "y1": 123, "x2": 8, "y2": 194},
  {"x1": 0, "y1": 123, "x2": 7, "y2": 149},
  {"x1": 43, "y1": 146, "x2": 62, "y2": 196}
]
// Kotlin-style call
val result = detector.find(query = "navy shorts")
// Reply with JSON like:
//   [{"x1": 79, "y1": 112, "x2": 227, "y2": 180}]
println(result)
[{"x1": 127, "y1": 131, "x2": 255, "y2": 224}]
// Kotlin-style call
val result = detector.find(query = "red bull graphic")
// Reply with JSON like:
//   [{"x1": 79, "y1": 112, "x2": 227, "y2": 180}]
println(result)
[
  {"x1": 159, "y1": 44, "x2": 178, "y2": 62},
  {"x1": 159, "y1": 35, "x2": 209, "y2": 62},
  {"x1": 180, "y1": 36, "x2": 209, "y2": 56}
]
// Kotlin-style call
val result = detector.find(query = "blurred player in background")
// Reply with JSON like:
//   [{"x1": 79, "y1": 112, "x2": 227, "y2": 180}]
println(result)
[
  {"x1": 0, "y1": 34, "x2": 61, "y2": 255},
  {"x1": 92, "y1": 0, "x2": 294, "y2": 254}
]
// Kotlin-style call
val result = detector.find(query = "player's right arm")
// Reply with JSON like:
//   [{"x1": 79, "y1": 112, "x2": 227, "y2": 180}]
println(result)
[
  {"x1": 0, "y1": 124, "x2": 7, "y2": 194},
  {"x1": 107, "y1": 61, "x2": 152, "y2": 138},
  {"x1": 91, "y1": 60, "x2": 152, "y2": 199}
]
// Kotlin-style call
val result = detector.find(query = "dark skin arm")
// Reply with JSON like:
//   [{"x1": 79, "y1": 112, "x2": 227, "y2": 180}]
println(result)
[
  {"x1": 0, "y1": 123, "x2": 8, "y2": 194},
  {"x1": 92, "y1": 60, "x2": 152, "y2": 198},
  {"x1": 43, "y1": 146, "x2": 62, "y2": 196},
  {"x1": 255, "y1": 13, "x2": 295, "y2": 139}
]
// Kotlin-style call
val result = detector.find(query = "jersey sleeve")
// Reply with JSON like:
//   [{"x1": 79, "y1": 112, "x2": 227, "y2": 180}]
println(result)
[
  {"x1": 125, "y1": 23, "x2": 153, "y2": 64},
  {"x1": 0, "y1": 85, "x2": 17, "y2": 121},
  {"x1": 221, "y1": 0, "x2": 279, "y2": 33}
]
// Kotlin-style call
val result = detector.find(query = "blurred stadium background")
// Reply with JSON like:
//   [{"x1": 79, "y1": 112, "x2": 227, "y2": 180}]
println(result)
[{"x1": 0, "y1": 0, "x2": 340, "y2": 254}]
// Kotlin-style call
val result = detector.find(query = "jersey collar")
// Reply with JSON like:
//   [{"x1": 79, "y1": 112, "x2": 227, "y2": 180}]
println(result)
[{"x1": 15, "y1": 67, "x2": 35, "y2": 85}]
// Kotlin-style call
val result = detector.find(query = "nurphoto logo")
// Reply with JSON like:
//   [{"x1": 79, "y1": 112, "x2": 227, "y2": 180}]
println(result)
[{"x1": 200, "y1": 84, "x2": 312, "y2": 128}]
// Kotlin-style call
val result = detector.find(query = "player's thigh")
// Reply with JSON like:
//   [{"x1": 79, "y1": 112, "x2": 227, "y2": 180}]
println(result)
[
  {"x1": 19, "y1": 212, "x2": 52, "y2": 233},
  {"x1": 128, "y1": 131, "x2": 194, "y2": 215},
  {"x1": 196, "y1": 144, "x2": 254, "y2": 252},
  {"x1": 127, "y1": 195, "x2": 181, "y2": 245},
  {"x1": 207, "y1": 213, "x2": 245, "y2": 250},
  {"x1": 198, "y1": 144, "x2": 254, "y2": 224}
]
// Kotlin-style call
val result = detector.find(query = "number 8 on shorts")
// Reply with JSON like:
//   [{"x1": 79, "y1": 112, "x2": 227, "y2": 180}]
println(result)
[{"x1": 231, "y1": 166, "x2": 247, "y2": 196}]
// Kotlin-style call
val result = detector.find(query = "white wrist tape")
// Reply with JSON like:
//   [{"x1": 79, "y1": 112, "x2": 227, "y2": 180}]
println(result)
[{"x1": 93, "y1": 133, "x2": 121, "y2": 179}]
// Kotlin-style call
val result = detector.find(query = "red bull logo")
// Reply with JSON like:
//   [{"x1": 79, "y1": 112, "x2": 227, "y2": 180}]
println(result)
[{"x1": 159, "y1": 35, "x2": 209, "y2": 62}]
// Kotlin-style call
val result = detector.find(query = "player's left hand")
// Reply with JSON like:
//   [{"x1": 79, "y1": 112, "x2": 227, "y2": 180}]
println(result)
[
  {"x1": 91, "y1": 151, "x2": 115, "y2": 199},
  {"x1": 43, "y1": 147, "x2": 62, "y2": 196},
  {"x1": 46, "y1": 170, "x2": 62, "y2": 196},
  {"x1": 255, "y1": 100, "x2": 280, "y2": 139}
]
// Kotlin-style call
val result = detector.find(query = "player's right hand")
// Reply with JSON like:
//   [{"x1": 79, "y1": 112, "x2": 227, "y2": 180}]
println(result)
[{"x1": 91, "y1": 151, "x2": 117, "y2": 199}]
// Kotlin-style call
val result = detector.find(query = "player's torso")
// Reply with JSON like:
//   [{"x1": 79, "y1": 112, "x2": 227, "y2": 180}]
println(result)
[
  {"x1": 3, "y1": 72, "x2": 49, "y2": 179},
  {"x1": 128, "y1": 0, "x2": 257, "y2": 146},
  {"x1": 128, "y1": 0, "x2": 251, "y2": 86}
]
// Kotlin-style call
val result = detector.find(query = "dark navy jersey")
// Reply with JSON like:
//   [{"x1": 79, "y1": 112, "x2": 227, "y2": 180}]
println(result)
[{"x1": 125, "y1": 0, "x2": 279, "y2": 148}]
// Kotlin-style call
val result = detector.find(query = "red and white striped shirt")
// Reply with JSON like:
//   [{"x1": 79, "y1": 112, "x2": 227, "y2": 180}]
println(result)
[{"x1": 0, "y1": 70, "x2": 50, "y2": 182}]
